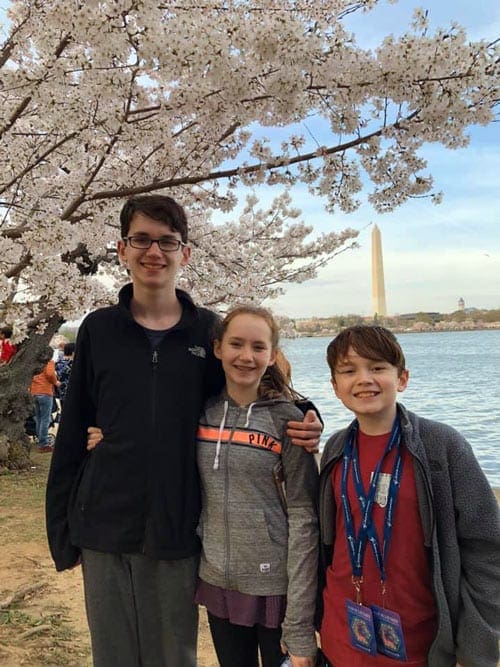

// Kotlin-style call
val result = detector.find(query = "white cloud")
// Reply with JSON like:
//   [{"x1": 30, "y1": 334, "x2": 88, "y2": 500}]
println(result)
[{"x1": 268, "y1": 242, "x2": 500, "y2": 318}]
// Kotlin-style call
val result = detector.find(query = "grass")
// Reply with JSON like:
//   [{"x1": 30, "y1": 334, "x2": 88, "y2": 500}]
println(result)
[
  {"x1": 0, "y1": 447, "x2": 92, "y2": 666},
  {"x1": 0, "y1": 454, "x2": 49, "y2": 546}
]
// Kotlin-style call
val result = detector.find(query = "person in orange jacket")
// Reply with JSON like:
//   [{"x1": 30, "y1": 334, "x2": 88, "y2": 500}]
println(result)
[{"x1": 30, "y1": 352, "x2": 59, "y2": 452}]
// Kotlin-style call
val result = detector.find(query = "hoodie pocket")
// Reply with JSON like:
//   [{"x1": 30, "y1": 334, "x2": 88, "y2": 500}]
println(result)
[{"x1": 230, "y1": 506, "x2": 286, "y2": 578}]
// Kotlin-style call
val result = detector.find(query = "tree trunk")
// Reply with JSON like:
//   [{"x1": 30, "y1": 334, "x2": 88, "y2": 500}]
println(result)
[{"x1": 0, "y1": 316, "x2": 64, "y2": 471}]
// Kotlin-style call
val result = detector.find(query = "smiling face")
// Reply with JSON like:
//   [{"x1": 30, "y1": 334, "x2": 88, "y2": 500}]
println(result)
[
  {"x1": 117, "y1": 212, "x2": 190, "y2": 293},
  {"x1": 332, "y1": 346, "x2": 409, "y2": 434},
  {"x1": 214, "y1": 312, "x2": 277, "y2": 405}
]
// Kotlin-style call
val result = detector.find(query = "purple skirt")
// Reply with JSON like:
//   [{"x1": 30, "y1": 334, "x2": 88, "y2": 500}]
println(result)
[{"x1": 195, "y1": 579, "x2": 286, "y2": 628}]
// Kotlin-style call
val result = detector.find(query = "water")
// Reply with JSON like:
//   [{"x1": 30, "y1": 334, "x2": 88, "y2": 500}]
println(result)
[{"x1": 283, "y1": 329, "x2": 500, "y2": 487}]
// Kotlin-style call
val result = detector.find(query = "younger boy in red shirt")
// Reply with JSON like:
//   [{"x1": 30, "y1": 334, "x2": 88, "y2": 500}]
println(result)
[{"x1": 318, "y1": 325, "x2": 500, "y2": 666}]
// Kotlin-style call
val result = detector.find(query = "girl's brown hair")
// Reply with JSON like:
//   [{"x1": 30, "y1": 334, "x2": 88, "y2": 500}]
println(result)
[{"x1": 215, "y1": 305, "x2": 302, "y2": 401}]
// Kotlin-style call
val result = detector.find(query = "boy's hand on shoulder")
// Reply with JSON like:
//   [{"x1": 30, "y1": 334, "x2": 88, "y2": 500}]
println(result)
[
  {"x1": 87, "y1": 426, "x2": 104, "y2": 451},
  {"x1": 287, "y1": 409, "x2": 322, "y2": 453}
]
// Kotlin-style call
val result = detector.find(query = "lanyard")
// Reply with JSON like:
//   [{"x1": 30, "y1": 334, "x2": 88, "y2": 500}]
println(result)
[{"x1": 341, "y1": 417, "x2": 403, "y2": 589}]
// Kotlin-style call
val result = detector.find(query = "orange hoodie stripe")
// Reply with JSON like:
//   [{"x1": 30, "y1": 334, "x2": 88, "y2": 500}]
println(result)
[{"x1": 197, "y1": 425, "x2": 282, "y2": 455}]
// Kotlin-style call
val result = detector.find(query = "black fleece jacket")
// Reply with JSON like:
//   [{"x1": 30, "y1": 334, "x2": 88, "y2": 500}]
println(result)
[{"x1": 46, "y1": 284, "x2": 224, "y2": 571}]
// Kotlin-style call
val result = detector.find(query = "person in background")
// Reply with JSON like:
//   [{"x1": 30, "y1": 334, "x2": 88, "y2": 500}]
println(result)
[
  {"x1": 317, "y1": 325, "x2": 500, "y2": 667},
  {"x1": 46, "y1": 194, "x2": 322, "y2": 667},
  {"x1": 50, "y1": 335, "x2": 69, "y2": 362},
  {"x1": 274, "y1": 348, "x2": 292, "y2": 383},
  {"x1": 273, "y1": 348, "x2": 321, "y2": 447},
  {"x1": 30, "y1": 349, "x2": 60, "y2": 453},
  {"x1": 0, "y1": 326, "x2": 17, "y2": 365},
  {"x1": 195, "y1": 306, "x2": 319, "y2": 667},
  {"x1": 55, "y1": 342, "x2": 75, "y2": 412}
]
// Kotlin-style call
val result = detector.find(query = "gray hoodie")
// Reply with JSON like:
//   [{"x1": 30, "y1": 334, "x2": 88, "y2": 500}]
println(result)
[
  {"x1": 197, "y1": 390, "x2": 319, "y2": 657},
  {"x1": 318, "y1": 403, "x2": 500, "y2": 667}
]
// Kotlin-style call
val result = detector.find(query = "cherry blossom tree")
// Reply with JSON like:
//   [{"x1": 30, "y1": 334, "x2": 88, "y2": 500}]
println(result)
[{"x1": 0, "y1": 0, "x2": 498, "y2": 465}]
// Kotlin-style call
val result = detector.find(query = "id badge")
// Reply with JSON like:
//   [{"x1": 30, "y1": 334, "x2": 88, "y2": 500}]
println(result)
[
  {"x1": 345, "y1": 599, "x2": 377, "y2": 656},
  {"x1": 371, "y1": 604, "x2": 408, "y2": 661}
]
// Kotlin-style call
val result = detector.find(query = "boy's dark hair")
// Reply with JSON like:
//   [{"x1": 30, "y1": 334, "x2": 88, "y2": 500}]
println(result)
[
  {"x1": 63, "y1": 342, "x2": 75, "y2": 356},
  {"x1": 120, "y1": 195, "x2": 188, "y2": 242},
  {"x1": 0, "y1": 326, "x2": 13, "y2": 338},
  {"x1": 39, "y1": 346, "x2": 54, "y2": 366},
  {"x1": 327, "y1": 325, "x2": 406, "y2": 376}
]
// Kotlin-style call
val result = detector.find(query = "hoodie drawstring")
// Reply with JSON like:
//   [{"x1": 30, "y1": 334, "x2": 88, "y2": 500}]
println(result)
[
  {"x1": 212, "y1": 401, "x2": 256, "y2": 470},
  {"x1": 244, "y1": 403, "x2": 254, "y2": 428},
  {"x1": 213, "y1": 400, "x2": 229, "y2": 470}
]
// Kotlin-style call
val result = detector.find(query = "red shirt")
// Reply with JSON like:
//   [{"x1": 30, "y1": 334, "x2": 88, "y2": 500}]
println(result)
[
  {"x1": 0, "y1": 339, "x2": 16, "y2": 363},
  {"x1": 320, "y1": 431, "x2": 437, "y2": 666}
]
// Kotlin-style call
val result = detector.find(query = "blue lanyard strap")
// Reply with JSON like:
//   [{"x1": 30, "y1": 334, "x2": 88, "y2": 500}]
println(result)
[{"x1": 341, "y1": 417, "x2": 403, "y2": 584}]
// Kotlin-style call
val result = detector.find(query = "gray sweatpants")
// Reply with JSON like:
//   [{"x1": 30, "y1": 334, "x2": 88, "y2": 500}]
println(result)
[{"x1": 81, "y1": 549, "x2": 198, "y2": 667}]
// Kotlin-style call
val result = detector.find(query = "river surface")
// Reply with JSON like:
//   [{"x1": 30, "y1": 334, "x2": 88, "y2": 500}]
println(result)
[{"x1": 283, "y1": 329, "x2": 500, "y2": 487}]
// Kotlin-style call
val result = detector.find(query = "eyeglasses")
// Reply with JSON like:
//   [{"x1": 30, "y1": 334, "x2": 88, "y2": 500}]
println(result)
[{"x1": 123, "y1": 236, "x2": 187, "y2": 252}]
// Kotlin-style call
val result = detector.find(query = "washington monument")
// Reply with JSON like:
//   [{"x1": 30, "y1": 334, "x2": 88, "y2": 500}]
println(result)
[{"x1": 371, "y1": 224, "x2": 387, "y2": 317}]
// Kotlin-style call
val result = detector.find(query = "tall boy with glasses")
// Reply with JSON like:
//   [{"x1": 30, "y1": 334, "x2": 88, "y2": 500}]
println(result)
[{"x1": 46, "y1": 194, "x2": 322, "y2": 667}]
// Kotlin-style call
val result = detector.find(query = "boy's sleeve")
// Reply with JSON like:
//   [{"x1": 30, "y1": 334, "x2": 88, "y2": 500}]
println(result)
[
  {"x1": 448, "y1": 434, "x2": 500, "y2": 666},
  {"x1": 281, "y1": 408, "x2": 319, "y2": 658},
  {"x1": 45, "y1": 320, "x2": 96, "y2": 571},
  {"x1": 294, "y1": 398, "x2": 324, "y2": 426}
]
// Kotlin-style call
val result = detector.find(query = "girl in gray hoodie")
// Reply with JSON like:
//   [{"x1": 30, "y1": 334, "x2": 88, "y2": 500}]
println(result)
[{"x1": 195, "y1": 305, "x2": 319, "y2": 667}]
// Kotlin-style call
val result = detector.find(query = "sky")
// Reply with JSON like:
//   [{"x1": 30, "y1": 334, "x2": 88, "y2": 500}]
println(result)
[{"x1": 264, "y1": 0, "x2": 500, "y2": 318}]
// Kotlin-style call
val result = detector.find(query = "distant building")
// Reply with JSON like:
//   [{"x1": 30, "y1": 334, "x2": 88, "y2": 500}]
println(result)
[
  {"x1": 371, "y1": 224, "x2": 387, "y2": 317},
  {"x1": 458, "y1": 297, "x2": 465, "y2": 311}
]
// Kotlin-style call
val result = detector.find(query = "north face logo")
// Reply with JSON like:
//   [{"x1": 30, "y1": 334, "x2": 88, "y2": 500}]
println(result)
[{"x1": 188, "y1": 346, "x2": 206, "y2": 358}]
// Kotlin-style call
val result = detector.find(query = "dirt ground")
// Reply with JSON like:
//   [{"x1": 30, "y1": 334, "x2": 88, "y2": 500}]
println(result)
[{"x1": 0, "y1": 448, "x2": 218, "y2": 667}]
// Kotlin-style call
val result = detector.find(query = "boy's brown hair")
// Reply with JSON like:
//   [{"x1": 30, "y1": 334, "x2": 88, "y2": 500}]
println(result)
[
  {"x1": 327, "y1": 325, "x2": 406, "y2": 376},
  {"x1": 120, "y1": 194, "x2": 188, "y2": 242}
]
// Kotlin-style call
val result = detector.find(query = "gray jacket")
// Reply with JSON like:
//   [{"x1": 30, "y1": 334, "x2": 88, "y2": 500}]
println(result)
[
  {"x1": 318, "y1": 403, "x2": 500, "y2": 667},
  {"x1": 197, "y1": 391, "x2": 319, "y2": 657}
]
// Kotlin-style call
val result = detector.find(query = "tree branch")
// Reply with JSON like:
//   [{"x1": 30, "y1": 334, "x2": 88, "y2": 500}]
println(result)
[
  {"x1": 89, "y1": 115, "x2": 419, "y2": 201},
  {"x1": 0, "y1": 131, "x2": 79, "y2": 196}
]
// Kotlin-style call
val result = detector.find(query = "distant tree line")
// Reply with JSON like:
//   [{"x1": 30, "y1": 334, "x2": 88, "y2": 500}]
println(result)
[{"x1": 285, "y1": 309, "x2": 500, "y2": 336}]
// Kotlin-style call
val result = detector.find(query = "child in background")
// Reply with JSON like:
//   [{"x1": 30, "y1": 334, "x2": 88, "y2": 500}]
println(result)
[
  {"x1": 318, "y1": 325, "x2": 500, "y2": 667},
  {"x1": 55, "y1": 342, "x2": 75, "y2": 412},
  {"x1": 30, "y1": 350, "x2": 60, "y2": 452},
  {"x1": 196, "y1": 306, "x2": 319, "y2": 667},
  {"x1": 0, "y1": 326, "x2": 17, "y2": 365}
]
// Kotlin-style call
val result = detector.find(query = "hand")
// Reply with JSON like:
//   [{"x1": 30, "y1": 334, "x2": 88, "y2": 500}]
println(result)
[
  {"x1": 290, "y1": 655, "x2": 314, "y2": 667},
  {"x1": 286, "y1": 409, "x2": 323, "y2": 453},
  {"x1": 87, "y1": 426, "x2": 104, "y2": 451}
]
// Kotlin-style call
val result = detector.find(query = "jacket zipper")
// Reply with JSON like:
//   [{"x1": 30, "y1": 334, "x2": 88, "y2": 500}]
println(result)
[
  {"x1": 143, "y1": 348, "x2": 159, "y2": 553},
  {"x1": 223, "y1": 407, "x2": 239, "y2": 588},
  {"x1": 151, "y1": 349, "x2": 159, "y2": 426}
]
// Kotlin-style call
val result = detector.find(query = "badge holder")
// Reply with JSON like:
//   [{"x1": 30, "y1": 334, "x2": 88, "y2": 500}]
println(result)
[
  {"x1": 371, "y1": 583, "x2": 408, "y2": 661},
  {"x1": 345, "y1": 577, "x2": 377, "y2": 656}
]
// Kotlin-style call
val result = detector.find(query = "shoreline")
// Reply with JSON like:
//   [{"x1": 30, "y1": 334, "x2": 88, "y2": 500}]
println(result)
[{"x1": 293, "y1": 325, "x2": 500, "y2": 338}]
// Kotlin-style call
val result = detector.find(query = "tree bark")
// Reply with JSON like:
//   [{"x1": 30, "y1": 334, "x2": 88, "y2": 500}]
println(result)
[{"x1": 0, "y1": 315, "x2": 63, "y2": 470}]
